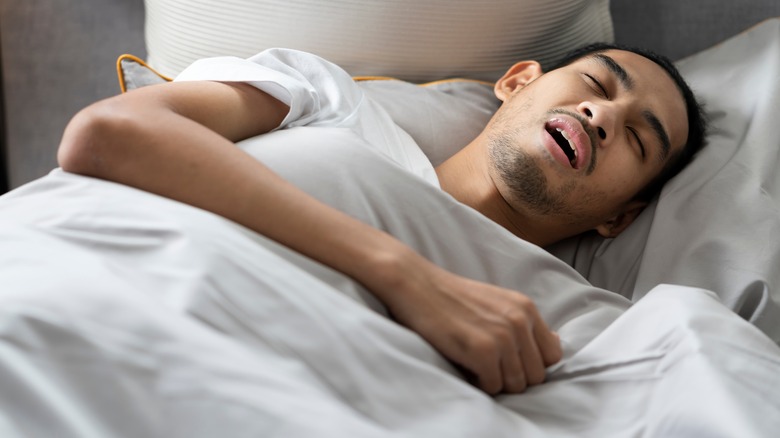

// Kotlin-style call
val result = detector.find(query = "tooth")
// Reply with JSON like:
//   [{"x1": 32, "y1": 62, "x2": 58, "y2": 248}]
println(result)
[{"x1": 558, "y1": 129, "x2": 577, "y2": 157}]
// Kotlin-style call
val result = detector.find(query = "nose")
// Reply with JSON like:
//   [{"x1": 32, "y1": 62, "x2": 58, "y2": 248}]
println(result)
[{"x1": 577, "y1": 101, "x2": 615, "y2": 145}]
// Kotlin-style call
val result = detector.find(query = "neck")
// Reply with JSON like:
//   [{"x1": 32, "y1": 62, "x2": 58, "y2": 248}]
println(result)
[{"x1": 435, "y1": 139, "x2": 558, "y2": 246}]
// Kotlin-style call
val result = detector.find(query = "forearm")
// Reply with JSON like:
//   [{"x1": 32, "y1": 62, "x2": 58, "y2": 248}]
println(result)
[
  {"x1": 57, "y1": 81, "x2": 561, "y2": 394},
  {"x1": 57, "y1": 83, "x2": 416, "y2": 308}
]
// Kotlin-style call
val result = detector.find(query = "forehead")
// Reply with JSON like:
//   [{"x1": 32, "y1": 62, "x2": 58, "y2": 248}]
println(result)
[{"x1": 571, "y1": 49, "x2": 689, "y2": 160}]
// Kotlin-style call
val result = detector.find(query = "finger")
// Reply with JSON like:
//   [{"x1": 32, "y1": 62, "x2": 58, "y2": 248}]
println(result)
[
  {"x1": 519, "y1": 300, "x2": 562, "y2": 366},
  {"x1": 466, "y1": 337, "x2": 503, "y2": 395},
  {"x1": 534, "y1": 324, "x2": 563, "y2": 366},
  {"x1": 514, "y1": 322, "x2": 547, "y2": 386},
  {"x1": 504, "y1": 297, "x2": 548, "y2": 385},
  {"x1": 475, "y1": 358, "x2": 503, "y2": 395},
  {"x1": 500, "y1": 346, "x2": 527, "y2": 393}
]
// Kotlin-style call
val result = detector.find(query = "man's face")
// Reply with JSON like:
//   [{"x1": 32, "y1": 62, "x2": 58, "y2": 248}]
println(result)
[{"x1": 487, "y1": 49, "x2": 689, "y2": 239}]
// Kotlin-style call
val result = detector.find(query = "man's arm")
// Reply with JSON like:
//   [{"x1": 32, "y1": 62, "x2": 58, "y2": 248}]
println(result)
[{"x1": 58, "y1": 80, "x2": 561, "y2": 394}]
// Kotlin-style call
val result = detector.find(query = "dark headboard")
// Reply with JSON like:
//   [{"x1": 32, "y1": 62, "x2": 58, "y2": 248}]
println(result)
[
  {"x1": 0, "y1": 0, "x2": 147, "y2": 192},
  {"x1": 611, "y1": 0, "x2": 780, "y2": 61},
  {"x1": 0, "y1": 32, "x2": 7, "y2": 194}
]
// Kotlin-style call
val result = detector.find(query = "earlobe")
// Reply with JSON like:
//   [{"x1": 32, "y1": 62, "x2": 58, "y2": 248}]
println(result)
[
  {"x1": 494, "y1": 61, "x2": 544, "y2": 101},
  {"x1": 595, "y1": 202, "x2": 647, "y2": 238}
]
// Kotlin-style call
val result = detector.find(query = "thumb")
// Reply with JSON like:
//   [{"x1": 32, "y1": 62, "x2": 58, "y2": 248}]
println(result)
[{"x1": 537, "y1": 328, "x2": 563, "y2": 366}]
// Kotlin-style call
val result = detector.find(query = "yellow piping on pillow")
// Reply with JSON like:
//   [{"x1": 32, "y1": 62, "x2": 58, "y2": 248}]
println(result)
[
  {"x1": 353, "y1": 76, "x2": 402, "y2": 82},
  {"x1": 421, "y1": 78, "x2": 493, "y2": 87},
  {"x1": 116, "y1": 54, "x2": 173, "y2": 93},
  {"x1": 354, "y1": 76, "x2": 493, "y2": 87}
]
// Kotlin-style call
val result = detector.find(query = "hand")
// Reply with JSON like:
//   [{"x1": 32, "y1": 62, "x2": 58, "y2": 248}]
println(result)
[{"x1": 374, "y1": 252, "x2": 563, "y2": 395}]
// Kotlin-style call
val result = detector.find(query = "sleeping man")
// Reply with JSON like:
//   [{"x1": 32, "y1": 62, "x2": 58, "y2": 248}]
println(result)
[{"x1": 56, "y1": 43, "x2": 707, "y2": 395}]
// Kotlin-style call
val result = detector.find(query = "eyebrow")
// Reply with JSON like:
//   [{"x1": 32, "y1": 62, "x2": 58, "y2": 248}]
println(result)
[
  {"x1": 593, "y1": 53, "x2": 634, "y2": 90},
  {"x1": 644, "y1": 110, "x2": 671, "y2": 162},
  {"x1": 592, "y1": 53, "x2": 671, "y2": 162}
]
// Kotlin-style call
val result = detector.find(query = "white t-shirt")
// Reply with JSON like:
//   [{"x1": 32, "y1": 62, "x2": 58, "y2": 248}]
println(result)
[{"x1": 174, "y1": 48, "x2": 440, "y2": 187}]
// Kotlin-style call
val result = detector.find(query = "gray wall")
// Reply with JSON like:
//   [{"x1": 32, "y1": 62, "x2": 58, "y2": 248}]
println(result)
[
  {"x1": 611, "y1": 0, "x2": 780, "y2": 61},
  {"x1": 0, "y1": 34, "x2": 7, "y2": 193},
  {"x1": 0, "y1": 0, "x2": 146, "y2": 190}
]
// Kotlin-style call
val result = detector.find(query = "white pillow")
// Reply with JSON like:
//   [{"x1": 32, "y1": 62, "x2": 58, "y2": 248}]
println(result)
[
  {"x1": 549, "y1": 19, "x2": 780, "y2": 343},
  {"x1": 144, "y1": 0, "x2": 613, "y2": 82}
]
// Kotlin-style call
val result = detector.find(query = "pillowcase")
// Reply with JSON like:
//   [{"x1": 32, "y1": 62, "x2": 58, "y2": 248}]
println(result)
[
  {"x1": 116, "y1": 54, "x2": 170, "y2": 93},
  {"x1": 143, "y1": 0, "x2": 614, "y2": 82},
  {"x1": 549, "y1": 19, "x2": 780, "y2": 344}
]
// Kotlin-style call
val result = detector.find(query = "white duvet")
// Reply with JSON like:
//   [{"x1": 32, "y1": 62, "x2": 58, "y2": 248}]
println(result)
[{"x1": 1, "y1": 19, "x2": 780, "y2": 438}]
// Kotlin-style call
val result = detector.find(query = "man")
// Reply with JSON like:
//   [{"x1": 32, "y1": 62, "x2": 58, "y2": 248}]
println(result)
[{"x1": 56, "y1": 43, "x2": 706, "y2": 395}]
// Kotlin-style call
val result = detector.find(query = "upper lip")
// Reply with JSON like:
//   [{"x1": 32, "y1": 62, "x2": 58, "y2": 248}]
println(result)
[{"x1": 545, "y1": 114, "x2": 595, "y2": 171}]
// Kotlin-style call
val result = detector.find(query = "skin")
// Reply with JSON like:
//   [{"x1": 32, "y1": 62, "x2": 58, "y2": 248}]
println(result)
[
  {"x1": 56, "y1": 49, "x2": 687, "y2": 396},
  {"x1": 437, "y1": 49, "x2": 689, "y2": 247}
]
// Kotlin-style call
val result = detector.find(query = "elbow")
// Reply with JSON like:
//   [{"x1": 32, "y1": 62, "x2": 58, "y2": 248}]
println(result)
[
  {"x1": 57, "y1": 108, "x2": 94, "y2": 175},
  {"x1": 57, "y1": 101, "x2": 133, "y2": 177}
]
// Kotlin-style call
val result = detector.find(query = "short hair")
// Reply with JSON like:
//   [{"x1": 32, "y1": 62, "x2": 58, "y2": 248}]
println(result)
[{"x1": 550, "y1": 43, "x2": 708, "y2": 202}]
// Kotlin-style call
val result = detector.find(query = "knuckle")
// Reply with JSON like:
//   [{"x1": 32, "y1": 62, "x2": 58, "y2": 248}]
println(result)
[
  {"x1": 504, "y1": 309, "x2": 529, "y2": 327},
  {"x1": 548, "y1": 346, "x2": 564, "y2": 364},
  {"x1": 468, "y1": 333, "x2": 499, "y2": 356},
  {"x1": 481, "y1": 379, "x2": 502, "y2": 395},
  {"x1": 505, "y1": 377, "x2": 528, "y2": 393},
  {"x1": 516, "y1": 294, "x2": 538, "y2": 313},
  {"x1": 491, "y1": 325, "x2": 513, "y2": 343},
  {"x1": 526, "y1": 367, "x2": 546, "y2": 386}
]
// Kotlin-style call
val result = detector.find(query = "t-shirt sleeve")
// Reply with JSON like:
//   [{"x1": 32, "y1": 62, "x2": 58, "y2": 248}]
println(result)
[{"x1": 173, "y1": 48, "x2": 363, "y2": 130}]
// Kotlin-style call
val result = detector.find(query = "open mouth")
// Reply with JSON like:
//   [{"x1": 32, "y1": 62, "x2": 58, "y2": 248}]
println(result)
[{"x1": 547, "y1": 126, "x2": 578, "y2": 168}]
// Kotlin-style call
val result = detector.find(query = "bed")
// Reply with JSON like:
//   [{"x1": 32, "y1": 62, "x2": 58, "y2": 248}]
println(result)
[{"x1": 1, "y1": 1, "x2": 780, "y2": 436}]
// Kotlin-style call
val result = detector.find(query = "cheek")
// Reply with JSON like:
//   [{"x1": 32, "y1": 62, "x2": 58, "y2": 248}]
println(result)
[
  {"x1": 577, "y1": 165, "x2": 646, "y2": 208},
  {"x1": 599, "y1": 151, "x2": 657, "y2": 191},
  {"x1": 494, "y1": 94, "x2": 537, "y2": 128},
  {"x1": 601, "y1": 167, "x2": 653, "y2": 203}
]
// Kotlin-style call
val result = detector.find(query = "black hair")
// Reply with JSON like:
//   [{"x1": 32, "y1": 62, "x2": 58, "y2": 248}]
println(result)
[{"x1": 550, "y1": 43, "x2": 708, "y2": 202}]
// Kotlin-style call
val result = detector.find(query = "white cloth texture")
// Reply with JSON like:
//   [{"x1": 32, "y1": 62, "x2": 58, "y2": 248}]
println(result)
[
  {"x1": 144, "y1": 0, "x2": 614, "y2": 82},
  {"x1": 175, "y1": 48, "x2": 440, "y2": 187}
]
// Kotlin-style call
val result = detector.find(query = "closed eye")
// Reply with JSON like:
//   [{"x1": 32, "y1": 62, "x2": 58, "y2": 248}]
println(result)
[
  {"x1": 584, "y1": 74, "x2": 609, "y2": 99},
  {"x1": 628, "y1": 127, "x2": 646, "y2": 159}
]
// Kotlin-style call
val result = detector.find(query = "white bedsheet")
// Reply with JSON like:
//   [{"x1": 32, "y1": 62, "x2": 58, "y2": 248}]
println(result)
[{"x1": 1, "y1": 127, "x2": 779, "y2": 435}]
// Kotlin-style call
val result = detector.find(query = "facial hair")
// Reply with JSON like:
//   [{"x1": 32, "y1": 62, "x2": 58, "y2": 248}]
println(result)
[
  {"x1": 487, "y1": 109, "x2": 605, "y2": 226},
  {"x1": 489, "y1": 133, "x2": 573, "y2": 216}
]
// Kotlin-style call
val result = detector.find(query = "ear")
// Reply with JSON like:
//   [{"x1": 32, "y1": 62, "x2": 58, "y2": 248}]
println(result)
[
  {"x1": 594, "y1": 201, "x2": 647, "y2": 238},
  {"x1": 494, "y1": 61, "x2": 544, "y2": 101}
]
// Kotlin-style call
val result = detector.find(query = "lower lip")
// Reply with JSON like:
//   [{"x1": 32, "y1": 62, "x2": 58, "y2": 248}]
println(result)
[{"x1": 542, "y1": 128, "x2": 575, "y2": 169}]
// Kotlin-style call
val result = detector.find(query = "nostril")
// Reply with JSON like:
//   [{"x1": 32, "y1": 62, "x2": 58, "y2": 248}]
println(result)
[
  {"x1": 584, "y1": 108, "x2": 593, "y2": 118},
  {"x1": 598, "y1": 127, "x2": 606, "y2": 139}
]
